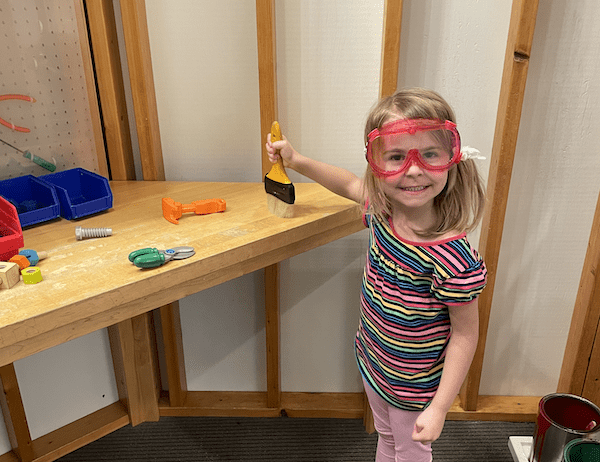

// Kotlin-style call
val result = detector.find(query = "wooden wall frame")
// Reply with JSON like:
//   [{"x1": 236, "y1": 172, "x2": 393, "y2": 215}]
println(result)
[
  {"x1": 85, "y1": 0, "x2": 136, "y2": 181},
  {"x1": 74, "y1": 1, "x2": 110, "y2": 178},
  {"x1": 379, "y1": 0, "x2": 403, "y2": 99},
  {"x1": 118, "y1": 0, "x2": 165, "y2": 181},
  {"x1": 256, "y1": 0, "x2": 282, "y2": 412}
]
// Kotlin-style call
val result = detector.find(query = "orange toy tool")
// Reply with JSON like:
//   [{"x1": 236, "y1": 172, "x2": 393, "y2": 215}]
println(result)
[{"x1": 162, "y1": 197, "x2": 226, "y2": 224}]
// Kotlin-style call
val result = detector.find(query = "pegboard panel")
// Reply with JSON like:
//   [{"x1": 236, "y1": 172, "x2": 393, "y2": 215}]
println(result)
[{"x1": 0, "y1": 0, "x2": 105, "y2": 179}]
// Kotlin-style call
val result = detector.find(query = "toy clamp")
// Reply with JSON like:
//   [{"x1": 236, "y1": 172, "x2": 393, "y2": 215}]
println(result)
[
  {"x1": 128, "y1": 246, "x2": 195, "y2": 269},
  {"x1": 162, "y1": 197, "x2": 226, "y2": 224}
]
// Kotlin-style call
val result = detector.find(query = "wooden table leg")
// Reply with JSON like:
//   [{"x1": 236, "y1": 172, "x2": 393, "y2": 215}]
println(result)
[
  {"x1": 265, "y1": 264, "x2": 281, "y2": 410},
  {"x1": 108, "y1": 312, "x2": 160, "y2": 426},
  {"x1": 159, "y1": 302, "x2": 188, "y2": 407}
]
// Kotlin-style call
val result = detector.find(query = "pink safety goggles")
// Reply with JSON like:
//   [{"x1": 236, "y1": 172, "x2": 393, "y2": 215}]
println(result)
[{"x1": 365, "y1": 118, "x2": 462, "y2": 178}]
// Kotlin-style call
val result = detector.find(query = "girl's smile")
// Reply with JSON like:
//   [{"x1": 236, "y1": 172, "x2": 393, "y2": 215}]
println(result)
[
  {"x1": 381, "y1": 163, "x2": 449, "y2": 236},
  {"x1": 384, "y1": 167, "x2": 447, "y2": 207},
  {"x1": 399, "y1": 185, "x2": 430, "y2": 192}
]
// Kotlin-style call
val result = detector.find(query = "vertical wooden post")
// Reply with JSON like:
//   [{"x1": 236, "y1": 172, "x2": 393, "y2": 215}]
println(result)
[
  {"x1": 74, "y1": 0, "x2": 109, "y2": 178},
  {"x1": 264, "y1": 264, "x2": 281, "y2": 409},
  {"x1": 582, "y1": 329, "x2": 600, "y2": 404},
  {"x1": 119, "y1": 0, "x2": 165, "y2": 181},
  {"x1": 160, "y1": 302, "x2": 188, "y2": 407},
  {"x1": 460, "y1": 0, "x2": 539, "y2": 411},
  {"x1": 85, "y1": 0, "x2": 136, "y2": 180},
  {"x1": 558, "y1": 191, "x2": 600, "y2": 398},
  {"x1": 256, "y1": 0, "x2": 281, "y2": 410},
  {"x1": 108, "y1": 313, "x2": 160, "y2": 426},
  {"x1": 0, "y1": 364, "x2": 34, "y2": 461},
  {"x1": 379, "y1": 0, "x2": 403, "y2": 98},
  {"x1": 257, "y1": 0, "x2": 279, "y2": 179}
]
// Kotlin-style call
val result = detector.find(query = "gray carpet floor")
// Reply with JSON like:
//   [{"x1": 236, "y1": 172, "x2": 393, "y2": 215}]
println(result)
[{"x1": 56, "y1": 417, "x2": 534, "y2": 461}]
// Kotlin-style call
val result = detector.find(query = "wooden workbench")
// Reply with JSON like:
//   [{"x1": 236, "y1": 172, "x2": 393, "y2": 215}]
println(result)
[
  {"x1": 1, "y1": 180, "x2": 362, "y2": 367},
  {"x1": 0, "y1": 180, "x2": 364, "y2": 462}
]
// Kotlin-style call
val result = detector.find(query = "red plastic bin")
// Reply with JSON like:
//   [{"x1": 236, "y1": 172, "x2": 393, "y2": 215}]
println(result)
[{"x1": 0, "y1": 196, "x2": 24, "y2": 261}]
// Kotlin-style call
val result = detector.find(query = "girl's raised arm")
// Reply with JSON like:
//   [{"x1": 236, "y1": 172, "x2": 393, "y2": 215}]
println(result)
[{"x1": 266, "y1": 134, "x2": 364, "y2": 203}]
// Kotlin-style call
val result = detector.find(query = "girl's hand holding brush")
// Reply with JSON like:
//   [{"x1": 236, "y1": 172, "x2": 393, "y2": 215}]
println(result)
[{"x1": 266, "y1": 133, "x2": 298, "y2": 169}]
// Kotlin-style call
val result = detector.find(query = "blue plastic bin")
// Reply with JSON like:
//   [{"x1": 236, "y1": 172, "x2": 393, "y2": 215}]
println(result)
[
  {"x1": 39, "y1": 168, "x2": 113, "y2": 220},
  {"x1": 0, "y1": 175, "x2": 60, "y2": 227}
]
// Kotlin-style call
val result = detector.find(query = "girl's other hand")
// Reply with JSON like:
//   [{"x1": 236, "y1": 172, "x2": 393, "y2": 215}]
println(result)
[{"x1": 411, "y1": 405, "x2": 446, "y2": 444}]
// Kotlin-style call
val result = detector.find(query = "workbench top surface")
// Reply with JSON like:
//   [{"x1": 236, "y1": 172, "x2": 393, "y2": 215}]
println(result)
[{"x1": 0, "y1": 181, "x2": 362, "y2": 366}]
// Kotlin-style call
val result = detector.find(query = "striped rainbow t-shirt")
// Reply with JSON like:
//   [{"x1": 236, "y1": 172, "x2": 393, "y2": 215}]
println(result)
[{"x1": 355, "y1": 214, "x2": 487, "y2": 411}]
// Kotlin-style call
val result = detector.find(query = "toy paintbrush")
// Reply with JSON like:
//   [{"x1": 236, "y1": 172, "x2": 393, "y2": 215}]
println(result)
[{"x1": 265, "y1": 121, "x2": 295, "y2": 218}]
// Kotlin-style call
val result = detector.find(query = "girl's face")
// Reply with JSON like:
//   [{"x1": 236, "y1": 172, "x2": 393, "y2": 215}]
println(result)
[{"x1": 377, "y1": 127, "x2": 450, "y2": 214}]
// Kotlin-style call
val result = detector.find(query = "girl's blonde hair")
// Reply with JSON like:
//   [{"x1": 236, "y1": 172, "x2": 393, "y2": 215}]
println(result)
[{"x1": 362, "y1": 88, "x2": 485, "y2": 237}]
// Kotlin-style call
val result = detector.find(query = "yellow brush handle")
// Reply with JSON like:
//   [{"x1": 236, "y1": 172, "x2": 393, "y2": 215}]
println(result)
[
  {"x1": 271, "y1": 120, "x2": 282, "y2": 143},
  {"x1": 268, "y1": 121, "x2": 291, "y2": 184}
]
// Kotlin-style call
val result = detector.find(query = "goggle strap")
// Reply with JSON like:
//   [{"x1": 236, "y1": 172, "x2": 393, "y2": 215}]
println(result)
[{"x1": 459, "y1": 146, "x2": 486, "y2": 161}]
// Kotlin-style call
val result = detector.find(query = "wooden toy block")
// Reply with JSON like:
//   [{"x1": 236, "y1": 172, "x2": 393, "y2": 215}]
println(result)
[
  {"x1": 0, "y1": 262, "x2": 20, "y2": 289},
  {"x1": 9, "y1": 254, "x2": 30, "y2": 270}
]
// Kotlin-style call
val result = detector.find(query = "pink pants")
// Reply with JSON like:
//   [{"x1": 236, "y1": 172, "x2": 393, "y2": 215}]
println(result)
[{"x1": 363, "y1": 379, "x2": 432, "y2": 462}]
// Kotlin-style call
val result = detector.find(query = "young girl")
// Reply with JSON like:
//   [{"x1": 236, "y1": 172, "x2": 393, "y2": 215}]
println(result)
[{"x1": 266, "y1": 88, "x2": 487, "y2": 462}]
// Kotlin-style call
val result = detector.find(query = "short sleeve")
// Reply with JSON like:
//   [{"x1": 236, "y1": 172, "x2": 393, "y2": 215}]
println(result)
[{"x1": 431, "y1": 260, "x2": 487, "y2": 306}]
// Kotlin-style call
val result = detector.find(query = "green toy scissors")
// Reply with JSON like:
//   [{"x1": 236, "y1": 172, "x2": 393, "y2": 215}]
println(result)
[{"x1": 128, "y1": 246, "x2": 195, "y2": 269}]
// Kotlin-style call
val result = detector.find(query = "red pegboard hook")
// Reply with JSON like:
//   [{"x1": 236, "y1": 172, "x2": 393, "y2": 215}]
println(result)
[{"x1": 0, "y1": 94, "x2": 36, "y2": 133}]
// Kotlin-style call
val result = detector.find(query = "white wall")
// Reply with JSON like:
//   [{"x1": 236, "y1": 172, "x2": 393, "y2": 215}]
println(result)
[
  {"x1": 14, "y1": 331, "x2": 119, "y2": 440},
  {"x1": 2, "y1": 0, "x2": 599, "y2": 455}
]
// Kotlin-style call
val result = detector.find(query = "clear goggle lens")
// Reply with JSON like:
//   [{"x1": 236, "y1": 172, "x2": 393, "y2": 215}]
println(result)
[{"x1": 365, "y1": 119, "x2": 461, "y2": 177}]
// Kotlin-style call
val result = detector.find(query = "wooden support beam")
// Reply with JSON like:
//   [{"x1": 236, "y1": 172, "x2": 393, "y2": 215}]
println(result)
[
  {"x1": 256, "y1": 0, "x2": 279, "y2": 179},
  {"x1": 379, "y1": 0, "x2": 403, "y2": 98},
  {"x1": 264, "y1": 264, "x2": 281, "y2": 409},
  {"x1": 108, "y1": 313, "x2": 160, "y2": 426},
  {"x1": 460, "y1": 0, "x2": 539, "y2": 411},
  {"x1": 30, "y1": 402, "x2": 128, "y2": 462},
  {"x1": 282, "y1": 393, "x2": 364, "y2": 419},
  {"x1": 558, "y1": 190, "x2": 600, "y2": 399},
  {"x1": 74, "y1": 0, "x2": 109, "y2": 178},
  {"x1": 582, "y1": 328, "x2": 600, "y2": 404},
  {"x1": 158, "y1": 390, "x2": 537, "y2": 422},
  {"x1": 0, "y1": 364, "x2": 34, "y2": 461},
  {"x1": 118, "y1": 0, "x2": 165, "y2": 181},
  {"x1": 0, "y1": 451, "x2": 18, "y2": 462},
  {"x1": 256, "y1": 0, "x2": 282, "y2": 411},
  {"x1": 159, "y1": 302, "x2": 188, "y2": 407},
  {"x1": 448, "y1": 395, "x2": 538, "y2": 422},
  {"x1": 85, "y1": 0, "x2": 136, "y2": 180}
]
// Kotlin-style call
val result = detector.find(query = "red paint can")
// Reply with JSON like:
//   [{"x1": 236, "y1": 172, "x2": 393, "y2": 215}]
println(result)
[{"x1": 531, "y1": 394, "x2": 600, "y2": 462}]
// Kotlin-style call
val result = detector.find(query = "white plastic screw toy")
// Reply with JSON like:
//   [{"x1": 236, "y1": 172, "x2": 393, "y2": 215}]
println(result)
[{"x1": 75, "y1": 226, "x2": 112, "y2": 240}]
